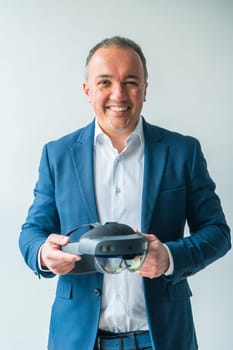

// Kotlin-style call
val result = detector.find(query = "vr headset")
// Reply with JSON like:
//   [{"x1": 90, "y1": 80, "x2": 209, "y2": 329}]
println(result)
[{"x1": 61, "y1": 222, "x2": 148, "y2": 275}]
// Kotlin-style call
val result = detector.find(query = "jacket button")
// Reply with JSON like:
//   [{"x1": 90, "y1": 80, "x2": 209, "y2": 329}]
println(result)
[{"x1": 93, "y1": 288, "x2": 101, "y2": 296}]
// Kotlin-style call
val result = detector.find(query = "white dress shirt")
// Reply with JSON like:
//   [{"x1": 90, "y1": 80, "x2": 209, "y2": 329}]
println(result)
[{"x1": 94, "y1": 117, "x2": 149, "y2": 332}]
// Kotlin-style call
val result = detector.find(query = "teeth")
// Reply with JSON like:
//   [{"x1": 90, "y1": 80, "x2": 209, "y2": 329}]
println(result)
[{"x1": 109, "y1": 106, "x2": 128, "y2": 112}]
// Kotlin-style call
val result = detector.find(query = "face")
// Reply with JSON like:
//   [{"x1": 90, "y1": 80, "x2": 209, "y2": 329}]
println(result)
[{"x1": 83, "y1": 46, "x2": 148, "y2": 138}]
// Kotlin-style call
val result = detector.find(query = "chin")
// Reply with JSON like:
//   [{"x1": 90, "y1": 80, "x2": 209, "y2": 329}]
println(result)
[
  {"x1": 109, "y1": 122, "x2": 131, "y2": 132},
  {"x1": 109, "y1": 115, "x2": 137, "y2": 130}
]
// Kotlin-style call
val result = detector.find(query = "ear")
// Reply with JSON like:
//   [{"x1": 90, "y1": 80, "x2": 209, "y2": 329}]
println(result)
[
  {"x1": 83, "y1": 82, "x2": 91, "y2": 102},
  {"x1": 143, "y1": 82, "x2": 148, "y2": 102}
]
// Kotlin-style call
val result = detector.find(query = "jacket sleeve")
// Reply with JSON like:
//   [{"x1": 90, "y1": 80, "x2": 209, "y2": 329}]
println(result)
[
  {"x1": 166, "y1": 139, "x2": 231, "y2": 284},
  {"x1": 19, "y1": 144, "x2": 59, "y2": 278}
]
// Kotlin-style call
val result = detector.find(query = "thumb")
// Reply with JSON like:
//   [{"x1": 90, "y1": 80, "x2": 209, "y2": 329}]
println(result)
[
  {"x1": 47, "y1": 234, "x2": 70, "y2": 246},
  {"x1": 139, "y1": 232, "x2": 157, "y2": 242}
]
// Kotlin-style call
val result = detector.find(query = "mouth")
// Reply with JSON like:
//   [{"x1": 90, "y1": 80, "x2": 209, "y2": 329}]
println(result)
[{"x1": 107, "y1": 105, "x2": 130, "y2": 113}]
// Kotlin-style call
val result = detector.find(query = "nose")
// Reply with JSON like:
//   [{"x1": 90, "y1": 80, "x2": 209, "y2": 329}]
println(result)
[{"x1": 110, "y1": 83, "x2": 128, "y2": 102}]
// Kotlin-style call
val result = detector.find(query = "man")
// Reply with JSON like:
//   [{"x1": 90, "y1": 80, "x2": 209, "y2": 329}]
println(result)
[{"x1": 19, "y1": 36, "x2": 231, "y2": 350}]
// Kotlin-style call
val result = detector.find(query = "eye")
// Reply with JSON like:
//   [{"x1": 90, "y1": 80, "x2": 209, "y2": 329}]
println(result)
[
  {"x1": 125, "y1": 80, "x2": 138, "y2": 87},
  {"x1": 97, "y1": 80, "x2": 111, "y2": 87}
]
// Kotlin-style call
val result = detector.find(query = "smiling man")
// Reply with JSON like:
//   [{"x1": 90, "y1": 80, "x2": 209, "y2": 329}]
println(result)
[{"x1": 19, "y1": 36, "x2": 231, "y2": 350}]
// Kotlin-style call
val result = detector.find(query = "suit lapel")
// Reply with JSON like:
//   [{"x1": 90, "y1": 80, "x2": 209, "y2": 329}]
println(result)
[
  {"x1": 141, "y1": 121, "x2": 168, "y2": 233},
  {"x1": 70, "y1": 121, "x2": 99, "y2": 224}
]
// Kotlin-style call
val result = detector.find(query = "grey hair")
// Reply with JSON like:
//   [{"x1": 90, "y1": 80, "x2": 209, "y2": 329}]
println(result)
[{"x1": 85, "y1": 36, "x2": 148, "y2": 82}]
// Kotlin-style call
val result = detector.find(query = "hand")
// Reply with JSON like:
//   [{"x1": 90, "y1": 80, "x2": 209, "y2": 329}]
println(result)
[
  {"x1": 40, "y1": 234, "x2": 81, "y2": 275},
  {"x1": 137, "y1": 232, "x2": 169, "y2": 279}
]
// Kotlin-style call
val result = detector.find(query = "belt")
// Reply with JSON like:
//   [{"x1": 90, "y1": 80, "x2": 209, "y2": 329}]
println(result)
[{"x1": 95, "y1": 330, "x2": 152, "y2": 350}]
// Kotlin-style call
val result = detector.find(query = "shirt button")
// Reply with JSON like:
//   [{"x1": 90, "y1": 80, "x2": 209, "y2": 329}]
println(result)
[
  {"x1": 115, "y1": 186, "x2": 121, "y2": 194},
  {"x1": 93, "y1": 288, "x2": 102, "y2": 296}
]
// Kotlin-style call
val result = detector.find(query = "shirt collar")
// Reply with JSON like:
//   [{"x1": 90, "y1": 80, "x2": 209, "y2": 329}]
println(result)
[{"x1": 94, "y1": 116, "x2": 144, "y2": 146}]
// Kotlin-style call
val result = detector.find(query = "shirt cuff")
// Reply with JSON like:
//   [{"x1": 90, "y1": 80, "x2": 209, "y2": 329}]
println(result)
[
  {"x1": 38, "y1": 244, "x2": 50, "y2": 272},
  {"x1": 163, "y1": 244, "x2": 174, "y2": 276}
]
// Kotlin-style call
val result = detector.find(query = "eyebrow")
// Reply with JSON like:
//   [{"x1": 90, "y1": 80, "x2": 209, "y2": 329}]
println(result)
[{"x1": 95, "y1": 74, "x2": 140, "y2": 80}]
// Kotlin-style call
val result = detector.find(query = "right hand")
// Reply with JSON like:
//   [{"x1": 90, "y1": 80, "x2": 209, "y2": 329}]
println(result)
[{"x1": 40, "y1": 234, "x2": 81, "y2": 275}]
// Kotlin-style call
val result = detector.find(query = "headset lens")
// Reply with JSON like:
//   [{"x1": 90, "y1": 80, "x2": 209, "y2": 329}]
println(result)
[
  {"x1": 125, "y1": 254, "x2": 146, "y2": 271},
  {"x1": 95, "y1": 253, "x2": 146, "y2": 274},
  {"x1": 95, "y1": 256, "x2": 124, "y2": 274}
]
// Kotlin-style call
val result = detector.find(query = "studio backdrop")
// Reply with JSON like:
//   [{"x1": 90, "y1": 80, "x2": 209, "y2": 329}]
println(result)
[{"x1": 0, "y1": 1, "x2": 232, "y2": 349}]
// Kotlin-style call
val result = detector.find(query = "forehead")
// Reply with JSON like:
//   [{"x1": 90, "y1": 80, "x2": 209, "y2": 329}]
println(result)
[{"x1": 87, "y1": 46, "x2": 144, "y2": 79}]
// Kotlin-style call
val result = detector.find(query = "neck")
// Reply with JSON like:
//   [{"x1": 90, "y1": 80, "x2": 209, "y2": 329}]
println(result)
[
  {"x1": 98, "y1": 126, "x2": 132, "y2": 153},
  {"x1": 110, "y1": 135, "x2": 126, "y2": 153}
]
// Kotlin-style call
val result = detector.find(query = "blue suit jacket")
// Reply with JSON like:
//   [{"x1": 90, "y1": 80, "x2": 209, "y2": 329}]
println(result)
[{"x1": 19, "y1": 118, "x2": 231, "y2": 350}]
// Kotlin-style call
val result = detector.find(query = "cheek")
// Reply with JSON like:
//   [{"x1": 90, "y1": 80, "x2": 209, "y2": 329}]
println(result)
[
  {"x1": 91, "y1": 90, "x2": 109, "y2": 106},
  {"x1": 131, "y1": 91, "x2": 145, "y2": 106},
  {"x1": 131, "y1": 88, "x2": 145, "y2": 99}
]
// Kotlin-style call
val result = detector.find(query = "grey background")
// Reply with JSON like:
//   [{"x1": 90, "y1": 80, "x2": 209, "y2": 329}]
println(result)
[{"x1": 0, "y1": 1, "x2": 232, "y2": 349}]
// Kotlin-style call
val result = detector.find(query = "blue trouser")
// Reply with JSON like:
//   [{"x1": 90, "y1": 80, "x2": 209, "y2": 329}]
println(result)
[{"x1": 94, "y1": 330, "x2": 153, "y2": 350}]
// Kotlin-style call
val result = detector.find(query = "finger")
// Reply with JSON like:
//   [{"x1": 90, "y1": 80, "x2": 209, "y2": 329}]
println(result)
[
  {"x1": 137, "y1": 258, "x2": 160, "y2": 278},
  {"x1": 49, "y1": 259, "x2": 78, "y2": 275},
  {"x1": 45, "y1": 250, "x2": 82, "y2": 274},
  {"x1": 133, "y1": 230, "x2": 157, "y2": 240},
  {"x1": 141, "y1": 233, "x2": 157, "y2": 241},
  {"x1": 134, "y1": 228, "x2": 141, "y2": 233},
  {"x1": 137, "y1": 269, "x2": 157, "y2": 279},
  {"x1": 56, "y1": 261, "x2": 77, "y2": 275},
  {"x1": 47, "y1": 234, "x2": 70, "y2": 246},
  {"x1": 50, "y1": 248, "x2": 82, "y2": 262}
]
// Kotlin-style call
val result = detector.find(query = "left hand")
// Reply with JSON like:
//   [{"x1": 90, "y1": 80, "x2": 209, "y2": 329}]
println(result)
[{"x1": 137, "y1": 232, "x2": 170, "y2": 279}]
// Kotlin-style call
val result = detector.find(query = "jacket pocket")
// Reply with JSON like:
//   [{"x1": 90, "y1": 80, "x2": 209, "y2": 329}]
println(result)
[
  {"x1": 56, "y1": 278, "x2": 72, "y2": 299},
  {"x1": 168, "y1": 280, "x2": 192, "y2": 301},
  {"x1": 159, "y1": 185, "x2": 186, "y2": 193}
]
